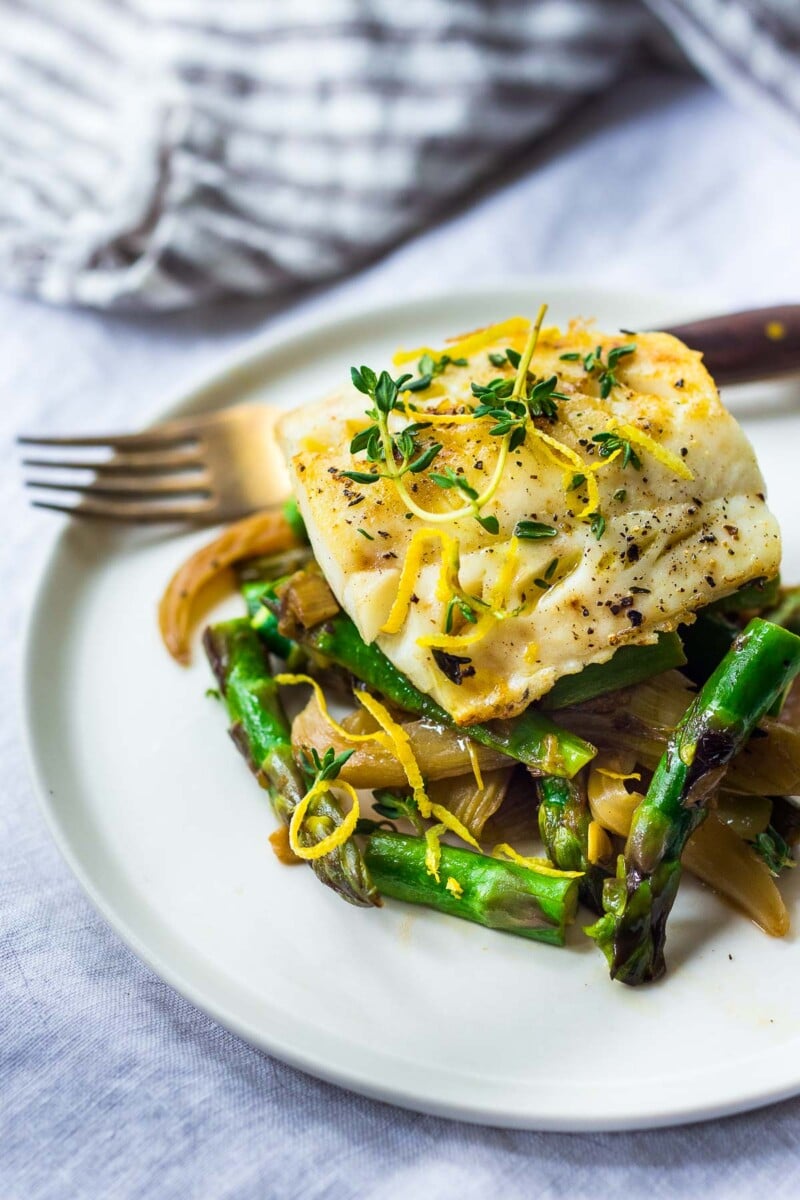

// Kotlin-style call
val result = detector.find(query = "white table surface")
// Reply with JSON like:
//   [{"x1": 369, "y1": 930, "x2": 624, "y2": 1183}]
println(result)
[{"x1": 4, "y1": 70, "x2": 800, "y2": 1199}]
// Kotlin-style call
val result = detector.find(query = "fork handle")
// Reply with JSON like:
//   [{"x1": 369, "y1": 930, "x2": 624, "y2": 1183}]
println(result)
[{"x1": 663, "y1": 305, "x2": 800, "y2": 386}]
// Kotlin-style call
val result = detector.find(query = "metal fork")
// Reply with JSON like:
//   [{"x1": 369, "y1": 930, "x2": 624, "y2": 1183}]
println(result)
[{"x1": 19, "y1": 403, "x2": 291, "y2": 523}]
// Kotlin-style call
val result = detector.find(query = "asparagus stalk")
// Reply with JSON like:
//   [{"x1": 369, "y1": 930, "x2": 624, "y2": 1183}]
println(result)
[
  {"x1": 364, "y1": 830, "x2": 580, "y2": 945},
  {"x1": 708, "y1": 574, "x2": 780, "y2": 615},
  {"x1": 587, "y1": 618, "x2": 800, "y2": 985},
  {"x1": 540, "y1": 633, "x2": 686, "y2": 710},
  {"x1": 537, "y1": 775, "x2": 606, "y2": 912},
  {"x1": 203, "y1": 618, "x2": 379, "y2": 908},
  {"x1": 679, "y1": 610, "x2": 739, "y2": 686},
  {"x1": 259, "y1": 596, "x2": 594, "y2": 778},
  {"x1": 240, "y1": 579, "x2": 299, "y2": 662}
]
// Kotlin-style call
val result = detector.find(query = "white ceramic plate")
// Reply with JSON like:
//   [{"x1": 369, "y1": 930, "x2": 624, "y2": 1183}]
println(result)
[{"x1": 23, "y1": 281, "x2": 800, "y2": 1131}]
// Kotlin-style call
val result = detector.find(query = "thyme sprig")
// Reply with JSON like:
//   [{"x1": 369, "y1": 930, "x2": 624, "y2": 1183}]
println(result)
[
  {"x1": 343, "y1": 367, "x2": 443, "y2": 487},
  {"x1": 355, "y1": 790, "x2": 426, "y2": 836},
  {"x1": 403, "y1": 351, "x2": 468, "y2": 393},
  {"x1": 592, "y1": 431, "x2": 642, "y2": 471},
  {"x1": 344, "y1": 305, "x2": 554, "y2": 533},
  {"x1": 561, "y1": 342, "x2": 637, "y2": 399},
  {"x1": 471, "y1": 370, "x2": 566, "y2": 445},
  {"x1": 751, "y1": 825, "x2": 796, "y2": 876},
  {"x1": 300, "y1": 745, "x2": 355, "y2": 785}
]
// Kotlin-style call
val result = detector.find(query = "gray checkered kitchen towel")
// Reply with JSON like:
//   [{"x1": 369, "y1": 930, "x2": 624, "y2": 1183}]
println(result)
[{"x1": 1, "y1": 0, "x2": 798, "y2": 310}]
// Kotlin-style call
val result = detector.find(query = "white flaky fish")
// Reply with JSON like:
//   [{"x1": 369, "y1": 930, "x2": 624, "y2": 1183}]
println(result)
[{"x1": 278, "y1": 318, "x2": 780, "y2": 726}]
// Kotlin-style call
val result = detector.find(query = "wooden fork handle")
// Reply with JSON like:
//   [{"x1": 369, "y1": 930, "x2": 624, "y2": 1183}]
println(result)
[{"x1": 663, "y1": 305, "x2": 800, "y2": 386}]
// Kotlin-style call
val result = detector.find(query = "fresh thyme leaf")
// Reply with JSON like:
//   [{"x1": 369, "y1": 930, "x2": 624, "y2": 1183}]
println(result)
[
  {"x1": 205, "y1": 687, "x2": 220, "y2": 700},
  {"x1": 357, "y1": 527, "x2": 375, "y2": 540},
  {"x1": 613, "y1": 488, "x2": 627, "y2": 502},
  {"x1": 559, "y1": 352, "x2": 581, "y2": 362},
  {"x1": 399, "y1": 373, "x2": 433, "y2": 393},
  {"x1": 476, "y1": 513, "x2": 499, "y2": 535},
  {"x1": 408, "y1": 442, "x2": 442, "y2": 473},
  {"x1": 751, "y1": 826, "x2": 796, "y2": 876},
  {"x1": 534, "y1": 578, "x2": 551, "y2": 590},
  {"x1": 349, "y1": 425, "x2": 380, "y2": 457},
  {"x1": 430, "y1": 466, "x2": 479, "y2": 500},
  {"x1": 567, "y1": 473, "x2": 586, "y2": 492},
  {"x1": 488, "y1": 351, "x2": 506, "y2": 367},
  {"x1": 341, "y1": 470, "x2": 381, "y2": 484},
  {"x1": 607, "y1": 343, "x2": 637, "y2": 368},
  {"x1": 354, "y1": 817, "x2": 396, "y2": 835},
  {"x1": 544, "y1": 556, "x2": 559, "y2": 580},
  {"x1": 505, "y1": 348, "x2": 522, "y2": 369},
  {"x1": 418, "y1": 353, "x2": 436, "y2": 376},
  {"x1": 514, "y1": 520, "x2": 557, "y2": 540},
  {"x1": 350, "y1": 366, "x2": 367, "y2": 394},
  {"x1": 351, "y1": 365, "x2": 377, "y2": 395},
  {"x1": 589, "y1": 511, "x2": 606, "y2": 540},
  {"x1": 374, "y1": 370, "x2": 399, "y2": 415},
  {"x1": 394, "y1": 429, "x2": 415, "y2": 460}
]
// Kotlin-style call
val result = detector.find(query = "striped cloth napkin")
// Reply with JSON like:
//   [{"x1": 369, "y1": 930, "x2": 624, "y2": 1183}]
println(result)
[{"x1": 1, "y1": 0, "x2": 798, "y2": 310}]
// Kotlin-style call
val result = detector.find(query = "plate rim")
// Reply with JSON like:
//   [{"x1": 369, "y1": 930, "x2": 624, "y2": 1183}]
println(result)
[{"x1": 20, "y1": 274, "x2": 800, "y2": 1132}]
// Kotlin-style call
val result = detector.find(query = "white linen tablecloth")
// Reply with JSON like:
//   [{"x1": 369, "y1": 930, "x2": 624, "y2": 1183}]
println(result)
[{"x1": 3, "y1": 72, "x2": 800, "y2": 1199}]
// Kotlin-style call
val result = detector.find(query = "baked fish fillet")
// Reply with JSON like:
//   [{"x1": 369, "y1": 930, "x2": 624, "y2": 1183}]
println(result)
[{"x1": 278, "y1": 318, "x2": 780, "y2": 726}]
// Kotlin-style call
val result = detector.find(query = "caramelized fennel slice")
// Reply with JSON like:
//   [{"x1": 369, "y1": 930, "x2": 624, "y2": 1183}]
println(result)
[
  {"x1": 290, "y1": 695, "x2": 509, "y2": 788},
  {"x1": 159, "y1": 510, "x2": 301, "y2": 664},
  {"x1": 426, "y1": 769, "x2": 514, "y2": 840}
]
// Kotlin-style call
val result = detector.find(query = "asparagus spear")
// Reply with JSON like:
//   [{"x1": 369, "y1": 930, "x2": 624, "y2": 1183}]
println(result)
[
  {"x1": 587, "y1": 618, "x2": 800, "y2": 985},
  {"x1": 203, "y1": 618, "x2": 379, "y2": 908},
  {"x1": 679, "y1": 610, "x2": 739, "y2": 686},
  {"x1": 537, "y1": 775, "x2": 606, "y2": 912},
  {"x1": 364, "y1": 830, "x2": 580, "y2": 945},
  {"x1": 708, "y1": 574, "x2": 780, "y2": 615},
  {"x1": 240, "y1": 579, "x2": 299, "y2": 662},
  {"x1": 259, "y1": 596, "x2": 594, "y2": 778},
  {"x1": 540, "y1": 633, "x2": 686, "y2": 710}
]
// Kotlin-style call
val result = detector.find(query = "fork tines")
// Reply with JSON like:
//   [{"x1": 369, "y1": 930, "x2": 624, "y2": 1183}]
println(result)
[{"x1": 19, "y1": 428, "x2": 214, "y2": 521}]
